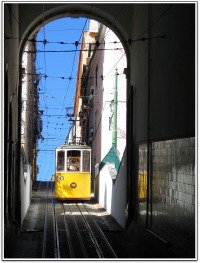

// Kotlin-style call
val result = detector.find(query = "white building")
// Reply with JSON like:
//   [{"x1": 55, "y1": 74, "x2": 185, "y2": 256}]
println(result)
[
  {"x1": 77, "y1": 24, "x2": 127, "y2": 227},
  {"x1": 71, "y1": 20, "x2": 99, "y2": 144}
]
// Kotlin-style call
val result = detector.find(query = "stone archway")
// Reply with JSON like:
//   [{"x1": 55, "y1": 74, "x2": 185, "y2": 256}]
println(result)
[{"x1": 19, "y1": 4, "x2": 131, "y2": 61}]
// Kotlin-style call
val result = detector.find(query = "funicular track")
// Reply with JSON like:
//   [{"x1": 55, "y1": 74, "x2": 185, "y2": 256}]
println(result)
[
  {"x1": 42, "y1": 181, "x2": 60, "y2": 258},
  {"x1": 42, "y1": 182, "x2": 117, "y2": 258}
]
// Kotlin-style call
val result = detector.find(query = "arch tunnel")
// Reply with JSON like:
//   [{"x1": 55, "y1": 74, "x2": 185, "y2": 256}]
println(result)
[{"x1": 3, "y1": 3, "x2": 196, "y2": 259}]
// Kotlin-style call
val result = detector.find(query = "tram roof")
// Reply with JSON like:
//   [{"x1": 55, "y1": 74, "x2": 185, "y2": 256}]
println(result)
[{"x1": 56, "y1": 143, "x2": 91, "y2": 150}]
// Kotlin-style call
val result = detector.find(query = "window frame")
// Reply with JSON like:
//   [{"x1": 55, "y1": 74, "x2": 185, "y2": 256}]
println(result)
[
  {"x1": 56, "y1": 150, "x2": 65, "y2": 172},
  {"x1": 82, "y1": 149, "x2": 91, "y2": 173},
  {"x1": 56, "y1": 148, "x2": 91, "y2": 173}
]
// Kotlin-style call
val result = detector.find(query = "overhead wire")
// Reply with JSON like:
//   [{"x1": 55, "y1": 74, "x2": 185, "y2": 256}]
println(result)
[
  {"x1": 104, "y1": 52, "x2": 126, "y2": 78},
  {"x1": 22, "y1": 10, "x2": 126, "y2": 179},
  {"x1": 78, "y1": 4, "x2": 172, "y2": 142},
  {"x1": 38, "y1": 4, "x2": 169, "y2": 140},
  {"x1": 37, "y1": 74, "x2": 66, "y2": 140},
  {"x1": 38, "y1": 150, "x2": 55, "y2": 152},
  {"x1": 75, "y1": 4, "x2": 126, "y2": 98},
  {"x1": 25, "y1": 4, "x2": 172, "y2": 180},
  {"x1": 135, "y1": 4, "x2": 173, "y2": 40},
  {"x1": 33, "y1": 10, "x2": 126, "y2": 153},
  {"x1": 75, "y1": 4, "x2": 170, "y2": 132},
  {"x1": 73, "y1": 5, "x2": 126, "y2": 132},
  {"x1": 58, "y1": 8, "x2": 93, "y2": 139},
  {"x1": 6, "y1": 36, "x2": 122, "y2": 45},
  {"x1": 60, "y1": 9, "x2": 93, "y2": 113},
  {"x1": 37, "y1": 4, "x2": 51, "y2": 140},
  {"x1": 42, "y1": 4, "x2": 48, "y2": 115},
  {"x1": 25, "y1": 47, "x2": 123, "y2": 53},
  {"x1": 21, "y1": 5, "x2": 138, "y2": 152},
  {"x1": 36, "y1": 4, "x2": 48, "y2": 146},
  {"x1": 45, "y1": 28, "x2": 83, "y2": 31},
  {"x1": 40, "y1": 137, "x2": 68, "y2": 140},
  {"x1": 24, "y1": 71, "x2": 124, "y2": 81},
  {"x1": 78, "y1": 5, "x2": 171, "y2": 134},
  {"x1": 7, "y1": 33, "x2": 166, "y2": 47}
]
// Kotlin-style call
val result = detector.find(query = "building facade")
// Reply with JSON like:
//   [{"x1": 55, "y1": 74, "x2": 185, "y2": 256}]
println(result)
[
  {"x1": 20, "y1": 40, "x2": 41, "y2": 223},
  {"x1": 76, "y1": 25, "x2": 127, "y2": 226},
  {"x1": 71, "y1": 20, "x2": 99, "y2": 144}
]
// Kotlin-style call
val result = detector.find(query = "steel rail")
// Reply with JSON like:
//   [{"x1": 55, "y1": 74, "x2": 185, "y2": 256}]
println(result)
[
  {"x1": 78, "y1": 203, "x2": 117, "y2": 258},
  {"x1": 59, "y1": 201, "x2": 117, "y2": 258},
  {"x1": 61, "y1": 203, "x2": 75, "y2": 258},
  {"x1": 42, "y1": 181, "x2": 60, "y2": 258},
  {"x1": 51, "y1": 183, "x2": 60, "y2": 258},
  {"x1": 42, "y1": 181, "x2": 49, "y2": 258},
  {"x1": 66, "y1": 203, "x2": 88, "y2": 258},
  {"x1": 76, "y1": 203, "x2": 104, "y2": 258}
]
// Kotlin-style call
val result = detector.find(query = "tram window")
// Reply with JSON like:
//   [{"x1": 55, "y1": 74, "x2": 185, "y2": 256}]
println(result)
[
  {"x1": 82, "y1": 151, "x2": 90, "y2": 172},
  {"x1": 67, "y1": 150, "x2": 81, "y2": 172},
  {"x1": 57, "y1": 151, "x2": 65, "y2": 171}
]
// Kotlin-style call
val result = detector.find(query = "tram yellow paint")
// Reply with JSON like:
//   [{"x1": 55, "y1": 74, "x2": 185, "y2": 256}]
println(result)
[
  {"x1": 54, "y1": 144, "x2": 91, "y2": 200},
  {"x1": 55, "y1": 172, "x2": 91, "y2": 200}
]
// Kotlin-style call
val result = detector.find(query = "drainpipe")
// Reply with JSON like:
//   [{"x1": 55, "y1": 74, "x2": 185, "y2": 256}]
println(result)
[{"x1": 112, "y1": 68, "x2": 118, "y2": 148}]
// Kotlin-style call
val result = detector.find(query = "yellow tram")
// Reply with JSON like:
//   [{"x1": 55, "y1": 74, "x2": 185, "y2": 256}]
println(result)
[{"x1": 54, "y1": 143, "x2": 91, "y2": 200}]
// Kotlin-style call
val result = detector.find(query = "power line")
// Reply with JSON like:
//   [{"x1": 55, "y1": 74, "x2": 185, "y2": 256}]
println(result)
[
  {"x1": 41, "y1": 138, "x2": 67, "y2": 140},
  {"x1": 136, "y1": 5, "x2": 173, "y2": 40},
  {"x1": 59, "y1": 10, "x2": 93, "y2": 139},
  {"x1": 60, "y1": 18, "x2": 87, "y2": 114},
  {"x1": 45, "y1": 28, "x2": 83, "y2": 31},
  {"x1": 38, "y1": 150, "x2": 55, "y2": 153},
  {"x1": 32, "y1": 19, "x2": 127, "y2": 150},
  {"x1": 43, "y1": 115, "x2": 67, "y2": 116},
  {"x1": 100, "y1": 4, "x2": 125, "y2": 45},
  {"x1": 6, "y1": 36, "x2": 121, "y2": 45},
  {"x1": 105, "y1": 52, "x2": 126, "y2": 78},
  {"x1": 7, "y1": 34, "x2": 166, "y2": 46},
  {"x1": 25, "y1": 72, "x2": 73, "y2": 80},
  {"x1": 42, "y1": 116, "x2": 68, "y2": 119},
  {"x1": 36, "y1": 10, "x2": 125, "y2": 161},
  {"x1": 74, "y1": 5, "x2": 126, "y2": 108},
  {"x1": 35, "y1": 6, "x2": 172, "y2": 179},
  {"x1": 25, "y1": 72, "x2": 124, "y2": 80},
  {"x1": 25, "y1": 47, "x2": 123, "y2": 53},
  {"x1": 73, "y1": 26, "x2": 127, "y2": 135},
  {"x1": 41, "y1": 4, "x2": 49, "y2": 137},
  {"x1": 40, "y1": 106, "x2": 65, "y2": 110}
]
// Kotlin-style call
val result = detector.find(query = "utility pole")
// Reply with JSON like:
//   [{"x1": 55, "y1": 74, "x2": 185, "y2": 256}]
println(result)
[{"x1": 112, "y1": 68, "x2": 118, "y2": 148}]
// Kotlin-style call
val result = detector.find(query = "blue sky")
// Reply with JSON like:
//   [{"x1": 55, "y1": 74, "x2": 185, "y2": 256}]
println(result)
[{"x1": 36, "y1": 17, "x2": 90, "y2": 181}]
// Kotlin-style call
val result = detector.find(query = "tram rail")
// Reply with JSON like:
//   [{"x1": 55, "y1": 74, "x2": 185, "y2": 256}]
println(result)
[
  {"x1": 77, "y1": 203, "x2": 117, "y2": 258},
  {"x1": 60, "y1": 202, "x2": 117, "y2": 258},
  {"x1": 41, "y1": 181, "x2": 117, "y2": 258},
  {"x1": 42, "y1": 181, "x2": 60, "y2": 258}
]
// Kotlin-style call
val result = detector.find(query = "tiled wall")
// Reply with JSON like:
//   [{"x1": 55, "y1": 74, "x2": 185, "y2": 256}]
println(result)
[{"x1": 138, "y1": 137, "x2": 195, "y2": 257}]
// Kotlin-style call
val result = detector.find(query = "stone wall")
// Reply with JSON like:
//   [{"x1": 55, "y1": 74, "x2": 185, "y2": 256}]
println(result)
[{"x1": 138, "y1": 137, "x2": 195, "y2": 257}]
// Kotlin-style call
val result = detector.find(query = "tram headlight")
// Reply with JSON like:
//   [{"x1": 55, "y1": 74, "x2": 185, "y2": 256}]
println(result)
[
  {"x1": 70, "y1": 182, "x2": 77, "y2": 189},
  {"x1": 58, "y1": 175, "x2": 64, "y2": 181}
]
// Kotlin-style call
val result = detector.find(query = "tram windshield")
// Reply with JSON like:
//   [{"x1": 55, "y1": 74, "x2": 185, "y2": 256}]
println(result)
[
  {"x1": 67, "y1": 150, "x2": 81, "y2": 171},
  {"x1": 57, "y1": 151, "x2": 65, "y2": 171}
]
